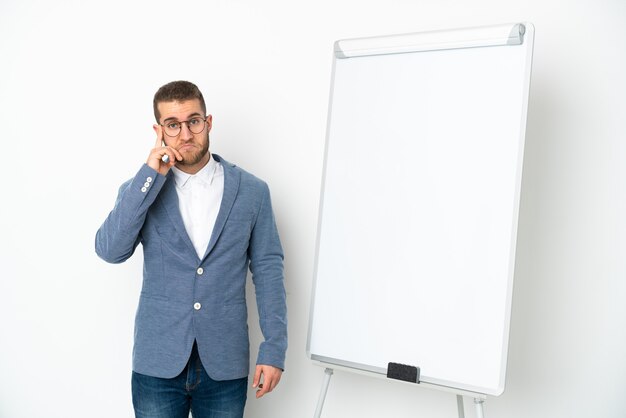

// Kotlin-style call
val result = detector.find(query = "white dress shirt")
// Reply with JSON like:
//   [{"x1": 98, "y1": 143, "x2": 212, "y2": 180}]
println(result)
[{"x1": 170, "y1": 156, "x2": 224, "y2": 259}]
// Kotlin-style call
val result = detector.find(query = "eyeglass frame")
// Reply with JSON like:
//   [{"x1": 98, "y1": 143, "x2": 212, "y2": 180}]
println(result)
[{"x1": 159, "y1": 115, "x2": 209, "y2": 137}]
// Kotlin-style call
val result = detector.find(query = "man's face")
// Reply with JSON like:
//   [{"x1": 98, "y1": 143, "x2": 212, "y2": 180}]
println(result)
[{"x1": 154, "y1": 98, "x2": 212, "y2": 173}]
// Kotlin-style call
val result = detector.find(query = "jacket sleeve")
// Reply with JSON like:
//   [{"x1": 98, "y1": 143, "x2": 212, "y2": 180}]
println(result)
[
  {"x1": 95, "y1": 164, "x2": 166, "y2": 264},
  {"x1": 248, "y1": 183, "x2": 288, "y2": 370}
]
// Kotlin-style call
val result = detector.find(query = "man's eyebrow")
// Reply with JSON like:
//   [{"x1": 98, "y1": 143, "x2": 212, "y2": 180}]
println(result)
[{"x1": 162, "y1": 112, "x2": 204, "y2": 123}]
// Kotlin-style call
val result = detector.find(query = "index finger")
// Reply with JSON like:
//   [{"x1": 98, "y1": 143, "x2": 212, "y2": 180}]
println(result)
[
  {"x1": 154, "y1": 125, "x2": 164, "y2": 148},
  {"x1": 253, "y1": 366, "x2": 262, "y2": 388}
]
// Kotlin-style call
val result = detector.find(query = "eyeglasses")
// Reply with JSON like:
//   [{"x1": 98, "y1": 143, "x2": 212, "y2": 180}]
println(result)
[{"x1": 160, "y1": 116, "x2": 207, "y2": 137}]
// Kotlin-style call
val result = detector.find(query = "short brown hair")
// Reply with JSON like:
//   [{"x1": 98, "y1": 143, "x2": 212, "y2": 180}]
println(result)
[{"x1": 153, "y1": 80, "x2": 206, "y2": 122}]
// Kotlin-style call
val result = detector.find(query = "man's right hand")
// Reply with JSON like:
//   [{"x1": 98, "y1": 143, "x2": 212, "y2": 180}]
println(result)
[{"x1": 147, "y1": 126, "x2": 183, "y2": 176}]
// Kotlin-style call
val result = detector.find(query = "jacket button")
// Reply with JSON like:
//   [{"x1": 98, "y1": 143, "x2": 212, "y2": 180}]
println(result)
[
  {"x1": 197, "y1": 267, "x2": 204, "y2": 275},
  {"x1": 194, "y1": 302, "x2": 202, "y2": 310}
]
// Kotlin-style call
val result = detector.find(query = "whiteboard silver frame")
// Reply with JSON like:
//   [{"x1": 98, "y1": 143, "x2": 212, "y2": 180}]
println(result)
[{"x1": 307, "y1": 22, "x2": 535, "y2": 397}]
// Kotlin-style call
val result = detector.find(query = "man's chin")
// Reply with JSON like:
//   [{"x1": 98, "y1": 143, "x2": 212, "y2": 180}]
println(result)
[{"x1": 178, "y1": 151, "x2": 207, "y2": 166}]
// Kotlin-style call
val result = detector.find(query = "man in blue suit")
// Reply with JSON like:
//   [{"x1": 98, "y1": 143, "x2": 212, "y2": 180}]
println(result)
[{"x1": 96, "y1": 80, "x2": 287, "y2": 418}]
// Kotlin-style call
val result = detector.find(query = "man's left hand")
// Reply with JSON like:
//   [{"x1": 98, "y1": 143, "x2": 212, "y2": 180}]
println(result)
[{"x1": 252, "y1": 364, "x2": 282, "y2": 398}]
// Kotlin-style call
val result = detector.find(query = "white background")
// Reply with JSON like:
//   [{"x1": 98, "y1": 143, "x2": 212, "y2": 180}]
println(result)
[{"x1": 0, "y1": 1, "x2": 624, "y2": 417}]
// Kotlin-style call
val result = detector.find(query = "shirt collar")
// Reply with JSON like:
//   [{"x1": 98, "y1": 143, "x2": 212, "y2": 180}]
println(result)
[{"x1": 171, "y1": 155, "x2": 218, "y2": 189}]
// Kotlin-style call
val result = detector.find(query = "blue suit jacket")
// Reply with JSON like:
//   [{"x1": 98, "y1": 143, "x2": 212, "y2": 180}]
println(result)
[{"x1": 95, "y1": 154, "x2": 287, "y2": 380}]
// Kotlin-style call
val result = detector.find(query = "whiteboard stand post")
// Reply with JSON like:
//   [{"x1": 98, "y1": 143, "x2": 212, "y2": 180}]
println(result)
[
  {"x1": 458, "y1": 396, "x2": 486, "y2": 418},
  {"x1": 474, "y1": 397, "x2": 485, "y2": 418},
  {"x1": 314, "y1": 368, "x2": 334, "y2": 418},
  {"x1": 456, "y1": 395, "x2": 465, "y2": 418}
]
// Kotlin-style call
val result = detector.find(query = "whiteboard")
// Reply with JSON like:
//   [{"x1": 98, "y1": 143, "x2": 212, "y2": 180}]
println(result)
[{"x1": 307, "y1": 23, "x2": 534, "y2": 396}]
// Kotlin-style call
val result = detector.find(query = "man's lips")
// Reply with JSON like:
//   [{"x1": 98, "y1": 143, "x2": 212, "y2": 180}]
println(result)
[{"x1": 178, "y1": 144, "x2": 196, "y2": 152}]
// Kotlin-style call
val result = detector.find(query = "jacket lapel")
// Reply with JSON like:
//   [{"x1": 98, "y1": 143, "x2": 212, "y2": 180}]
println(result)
[
  {"x1": 202, "y1": 155, "x2": 240, "y2": 260},
  {"x1": 158, "y1": 172, "x2": 198, "y2": 259}
]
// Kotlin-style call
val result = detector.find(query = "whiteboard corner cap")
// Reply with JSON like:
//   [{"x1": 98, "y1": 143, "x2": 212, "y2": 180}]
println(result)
[{"x1": 334, "y1": 41, "x2": 348, "y2": 58}]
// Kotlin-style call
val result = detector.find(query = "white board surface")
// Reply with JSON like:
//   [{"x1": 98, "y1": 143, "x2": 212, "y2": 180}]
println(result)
[{"x1": 307, "y1": 23, "x2": 534, "y2": 396}]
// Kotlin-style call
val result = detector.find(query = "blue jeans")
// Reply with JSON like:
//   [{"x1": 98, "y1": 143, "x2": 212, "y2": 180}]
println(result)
[{"x1": 132, "y1": 342, "x2": 248, "y2": 418}]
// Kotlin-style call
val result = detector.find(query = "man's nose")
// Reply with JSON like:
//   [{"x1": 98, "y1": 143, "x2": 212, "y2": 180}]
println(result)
[{"x1": 179, "y1": 122, "x2": 193, "y2": 140}]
